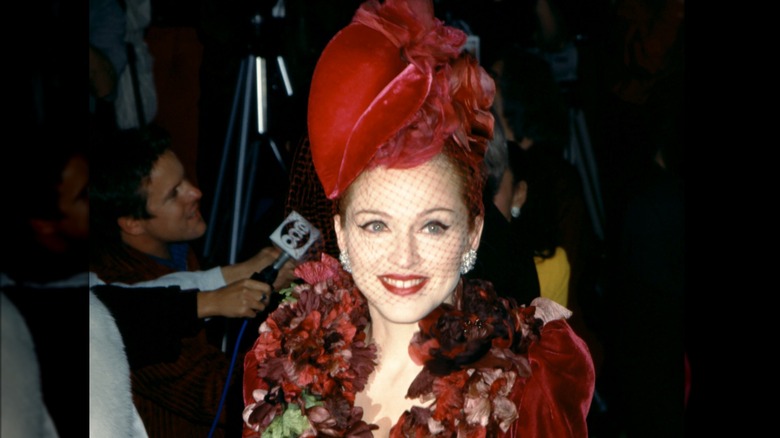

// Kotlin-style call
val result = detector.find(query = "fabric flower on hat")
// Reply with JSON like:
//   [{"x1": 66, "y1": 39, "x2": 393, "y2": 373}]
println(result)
[{"x1": 307, "y1": 0, "x2": 494, "y2": 199}]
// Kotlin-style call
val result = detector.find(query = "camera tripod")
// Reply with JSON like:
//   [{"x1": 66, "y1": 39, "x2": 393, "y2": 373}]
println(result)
[
  {"x1": 199, "y1": 5, "x2": 296, "y2": 436},
  {"x1": 202, "y1": 3, "x2": 293, "y2": 267}
]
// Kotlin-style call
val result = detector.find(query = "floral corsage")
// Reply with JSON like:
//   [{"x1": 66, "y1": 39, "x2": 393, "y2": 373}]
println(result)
[
  {"x1": 243, "y1": 254, "x2": 379, "y2": 437},
  {"x1": 243, "y1": 254, "x2": 560, "y2": 437}
]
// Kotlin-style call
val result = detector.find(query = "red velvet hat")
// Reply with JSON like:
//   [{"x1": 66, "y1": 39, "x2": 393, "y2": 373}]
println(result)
[{"x1": 307, "y1": 0, "x2": 495, "y2": 199}]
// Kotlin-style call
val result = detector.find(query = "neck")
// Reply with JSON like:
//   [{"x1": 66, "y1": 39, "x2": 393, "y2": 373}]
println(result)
[
  {"x1": 357, "y1": 306, "x2": 426, "y2": 435},
  {"x1": 121, "y1": 233, "x2": 170, "y2": 259},
  {"x1": 366, "y1": 307, "x2": 420, "y2": 364}
]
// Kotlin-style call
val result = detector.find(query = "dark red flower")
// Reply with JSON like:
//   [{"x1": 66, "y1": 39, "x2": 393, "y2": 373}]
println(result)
[
  {"x1": 244, "y1": 255, "x2": 547, "y2": 437},
  {"x1": 294, "y1": 253, "x2": 343, "y2": 285},
  {"x1": 244, "y1": 254, "x2": 378, "y2": 436}
]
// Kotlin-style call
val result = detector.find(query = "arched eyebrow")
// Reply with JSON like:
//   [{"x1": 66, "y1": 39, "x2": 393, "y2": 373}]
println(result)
[
  {"x1": 421, "y1": 208, "x2": 456, "y2": 215},
  {"x1": 354, "y1": 208, "x2": 456, "y2": 217},
  {"x1": 353, "y1": 209, "x2": 387, "y2": 217}
]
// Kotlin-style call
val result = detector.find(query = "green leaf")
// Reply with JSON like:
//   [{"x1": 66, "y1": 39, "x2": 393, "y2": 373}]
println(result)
[
  {"x1": 262, "y1": 404, "x2": 311, "y2": 438},
  {"x1": 278, "y1": 283, "x2": 299, "y2": 305},
  {"x1": 301, "y1": 391, "x2": 323, "y2": 409}
]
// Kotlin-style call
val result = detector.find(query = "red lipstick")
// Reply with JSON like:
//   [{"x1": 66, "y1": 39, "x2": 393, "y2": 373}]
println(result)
[{"x1": 379, "y1": 275, "x2": 428, "y2": 296}]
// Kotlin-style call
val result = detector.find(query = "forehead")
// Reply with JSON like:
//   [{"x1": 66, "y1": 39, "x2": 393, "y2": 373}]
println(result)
[
  {"x1": 347, "y1": 155, "x2": 463, "y2": 212},
  {"x1": 144, "y1": 150, "x2": 183, "y2": 194}
]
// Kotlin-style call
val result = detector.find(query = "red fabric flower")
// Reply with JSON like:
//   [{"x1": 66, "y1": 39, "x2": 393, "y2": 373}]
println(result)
[
  {"x1": 399, "y1": 279, "x2": 538, "y2": 435},
  {"x1": 243, "y1": 254, "x2": 378, "y2": 436},
  {"x1": 294, "y1": 252, "x2": 343, "y2": 284}
]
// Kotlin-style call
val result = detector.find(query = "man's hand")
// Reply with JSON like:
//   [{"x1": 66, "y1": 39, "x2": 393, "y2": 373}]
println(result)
[
  {"x1": 272, "y1": 255, "x2": 297, "y2": 292},
  {"x1": 220, "y1": 246, "x2": 298, "y2": 290},
  {"x1": 197, "y1": 278, "x2": 273, "y2": 319}
]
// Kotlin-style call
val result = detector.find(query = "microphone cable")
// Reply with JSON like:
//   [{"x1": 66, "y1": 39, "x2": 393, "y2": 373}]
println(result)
[
  {"x1": 208, "y1": 317, "x2": 248, "y2": 438},
  {"x1": 207, "y1": 259, "x2": 286, "y2": 438}
]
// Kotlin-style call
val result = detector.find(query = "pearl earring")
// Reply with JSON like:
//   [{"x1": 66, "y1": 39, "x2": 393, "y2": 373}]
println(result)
[
  {"x1": 460, "y1": 249, "x2": 477, "y2": 274},
  {"x1": 511, "y1": 206, "x2": 521, "y2": 218},
  {"x1": 339, "y1": 251, "x2": 352, "y2": 273}
]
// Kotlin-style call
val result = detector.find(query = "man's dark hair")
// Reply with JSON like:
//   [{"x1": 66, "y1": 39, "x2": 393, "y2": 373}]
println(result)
[
  {"x1": 3, "y1": 141, "x2": 82, "y2": 223},
  {"x1": 0, "y1": 138, "x2": 85, "y2": 283},
  {"x1": 89, "y1": 123, "x2": 172, "y2": 243}
]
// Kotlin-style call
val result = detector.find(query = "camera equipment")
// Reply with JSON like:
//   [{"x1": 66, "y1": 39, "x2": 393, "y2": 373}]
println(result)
[{"x1": 202, "y1": 0, "x2": 294, "y2": 267}]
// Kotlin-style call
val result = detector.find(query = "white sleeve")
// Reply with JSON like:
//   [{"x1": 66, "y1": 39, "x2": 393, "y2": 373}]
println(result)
[
  {"x1": 89, "y1": 291, "x2": 149, "y2": 438},
  {"x1": 1, "y1": 293, "x2": 60, "y2": 438},
  {"x1": 89, "y1": 267, "x2": 227, "y2": 292}
]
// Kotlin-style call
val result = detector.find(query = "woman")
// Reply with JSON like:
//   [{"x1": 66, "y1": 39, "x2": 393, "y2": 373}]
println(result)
[
  {"x1": 242, "y1": 0, "x2": 595, "y2": 436},
  {"x1": 470, "y1": 107, "x2": 541, "y2": 307},
  {"x1": 506, "y1": 141, "x2": 572, "y2": 308}
]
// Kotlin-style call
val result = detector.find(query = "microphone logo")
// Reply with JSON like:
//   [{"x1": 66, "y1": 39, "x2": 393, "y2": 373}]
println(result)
[{"x1": 269, "y1": 211, "x2": 321, "y2": 261}]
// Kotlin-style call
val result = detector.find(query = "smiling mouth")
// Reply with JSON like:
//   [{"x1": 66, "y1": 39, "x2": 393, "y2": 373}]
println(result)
[
  {"x1": 187, "y1": 207, "x2": 202, "y2": 220},
  {"x1": 379, "y1": 276, "x2": 428, "y2": 296},
  {"x1": 188, "y1": 201, "x2": 201, "y2": 217}
]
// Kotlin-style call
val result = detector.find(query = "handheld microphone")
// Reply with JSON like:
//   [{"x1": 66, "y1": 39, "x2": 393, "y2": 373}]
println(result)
[
  {"x1": 250, "y1": 210, "x2": 321, "y2": 286},
  {"x1": 211, "y1": 211, "x2": 321, "y2": 438}
]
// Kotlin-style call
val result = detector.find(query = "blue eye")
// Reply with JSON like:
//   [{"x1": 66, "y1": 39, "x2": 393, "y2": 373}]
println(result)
[
  {"x1": 424, "y1": 221, "x2": 449, "y2": 235},
  {"x1": 361, "y1": 221, "x2": 387, "y2": 233}
]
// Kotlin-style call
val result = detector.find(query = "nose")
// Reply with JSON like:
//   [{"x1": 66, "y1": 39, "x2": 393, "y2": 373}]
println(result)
[
  {"x1": 183, "y1": 180, "x2": 202, "y2": 201},
  {"x1": 388, "y1": 231, "x2": 420, "y2": 269}
]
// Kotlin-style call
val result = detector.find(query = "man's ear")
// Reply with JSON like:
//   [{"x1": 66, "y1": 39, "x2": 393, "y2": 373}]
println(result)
[
  {"x1": 333, "y1": 214, "x2": 344, "y2": 253},
  {"x1": 117, "y1": 216, "x2": 145, "y2": 236}
]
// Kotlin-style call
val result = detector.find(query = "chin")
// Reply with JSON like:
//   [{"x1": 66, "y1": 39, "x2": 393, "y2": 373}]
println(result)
[
  {"x1": 378, "y1": 300, "x2": 439, "y2": 324},
  {"x1": 193, "y1": 222, "x2": 207, "y2": 238}
]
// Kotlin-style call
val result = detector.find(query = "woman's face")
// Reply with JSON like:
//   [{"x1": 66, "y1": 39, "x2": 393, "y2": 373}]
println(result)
[{"x1": 334, "y1": 154, "x2": 483, "y2": 324}]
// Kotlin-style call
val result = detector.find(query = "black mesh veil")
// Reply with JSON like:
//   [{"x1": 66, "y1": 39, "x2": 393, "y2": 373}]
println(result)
[{"x1": 283, "y1": 138, "x2": 339, "y2": 260}]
